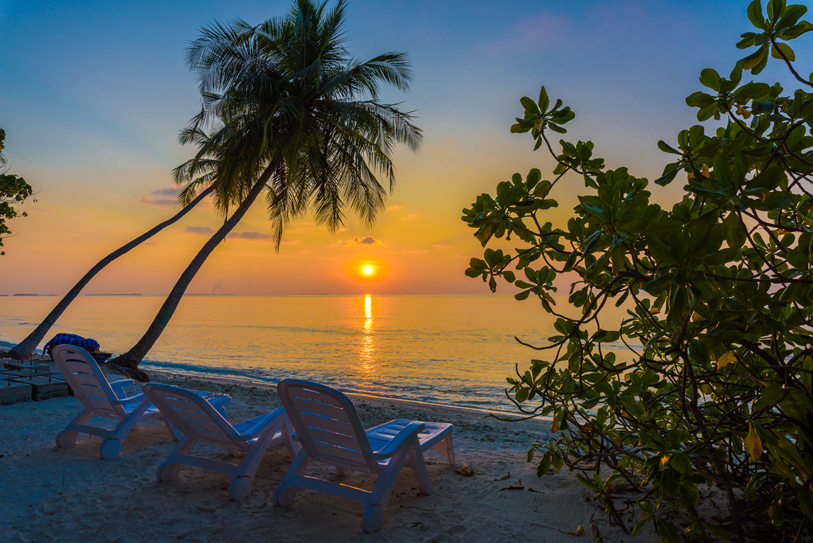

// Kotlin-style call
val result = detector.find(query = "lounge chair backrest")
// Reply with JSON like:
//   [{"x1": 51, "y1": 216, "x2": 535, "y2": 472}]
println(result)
[
  {"x1": 277, "y1": 379, "x2": 379, "y2": 473},
  {"x1": 142, "y1": 383, "x2": 241, "y2": 448},
  {"x1": 52, "y1": 345, "x2": 123, "y2": 418}
]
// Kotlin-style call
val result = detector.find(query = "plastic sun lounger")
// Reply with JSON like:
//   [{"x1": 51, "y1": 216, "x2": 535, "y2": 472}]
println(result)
[
  {"x1": 272, "y1": 379, "x2": 455, "y2": 533},
  {"x1": 142, "y1": 383, "x2": 298, "y2": 500},
  {"x1": 52, "y1": 345, "x2": 230, "y2": 459}
]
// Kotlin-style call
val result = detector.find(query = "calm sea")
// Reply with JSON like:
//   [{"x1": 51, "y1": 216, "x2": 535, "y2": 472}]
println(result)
[{"x1": 0, "y1": 294, "x2": 628, "y2": 411}]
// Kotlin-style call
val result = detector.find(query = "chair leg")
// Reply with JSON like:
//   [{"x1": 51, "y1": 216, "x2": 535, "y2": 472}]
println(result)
[
  {"x1": 272, "y1": 449, "x2": 310, "y2": 507},
  {"x1": 370, "y1": 447, "x2": 411, "y2": 510},
  {"x1": 281, "y1": 422, "x2": 300, "y2": 458},
  {"x1": 431, "y1": 435, "x2": 455, "y2": 466},
  {"x1": 108, "y1": 401, "x2": 150, "y2": 444},
  {"x1": 408, "y1": 443, "x2": 432, "y2": 496},
  {"x1": 56, "y1": 409, "x2": 92, "y2": 447}
]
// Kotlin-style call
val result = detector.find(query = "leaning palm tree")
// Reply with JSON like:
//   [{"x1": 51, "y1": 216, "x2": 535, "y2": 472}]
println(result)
[
  {"x1": 5, "y1": 184, "x2": 215, "y2": 361},
  {"x1": 107, "y1": 0, "x2": 422, "y2": 380}
]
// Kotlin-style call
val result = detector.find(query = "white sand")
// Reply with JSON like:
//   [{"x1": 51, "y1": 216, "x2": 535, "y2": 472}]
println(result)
[{"x1": 0, "y1": 367, "x2": 659, "y2": 542}]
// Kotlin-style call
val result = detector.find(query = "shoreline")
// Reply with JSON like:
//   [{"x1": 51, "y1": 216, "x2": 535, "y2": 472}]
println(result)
[{"x1": 0, "y1": 356, "x2": 659, "y2": 542}]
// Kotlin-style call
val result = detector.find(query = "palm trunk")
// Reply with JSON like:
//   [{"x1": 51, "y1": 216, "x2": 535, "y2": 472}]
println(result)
[
  {"x1": 107, "y1": 170, "x2": 273, "y2": 381},
  {"x1": 6, "y1": 186, "x2": 215, "y2": 360}
]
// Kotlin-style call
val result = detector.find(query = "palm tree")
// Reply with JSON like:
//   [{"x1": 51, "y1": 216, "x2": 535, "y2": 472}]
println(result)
[
  {"x1": 5, "y1": 177, "x2": 215, "y2": 362},
  {"x1": 107, "y1": 0, "x2": 422, "y2": 380}
]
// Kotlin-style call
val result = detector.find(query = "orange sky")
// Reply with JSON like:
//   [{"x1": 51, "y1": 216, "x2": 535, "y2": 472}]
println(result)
[{"x1": 1, "y1": 0, "x2": 786, "y2": 296}]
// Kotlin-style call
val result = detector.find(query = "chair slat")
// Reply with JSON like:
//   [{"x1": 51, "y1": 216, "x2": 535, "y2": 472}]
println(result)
[
  {"x1": 159, "y1": 397, "x2": 209, "y2": 414},
  {"x1": 300, "y1": 412, "x2": 354, "y2": 434},
  {"x1": 293, "y1": 398, "x2": 352, "y2": 422},
  {"x1": 65, "y1": 360, "x2": 95, "y2": 375},
  {"x1": 81, "y1": 385, "x2": 108, "y2": 400},
  {"x1": 312, "y1": 441, "x2": 368, "y2": 467},
  {"x1": 291, "y1": 388, "x2": 344, "y2": 407},
  {"x1": 177, "y1": 419, "x2": 225, "y2": 435},
  {"x1": 307, "y1": 426, "x2": 363, "y2": 452}
]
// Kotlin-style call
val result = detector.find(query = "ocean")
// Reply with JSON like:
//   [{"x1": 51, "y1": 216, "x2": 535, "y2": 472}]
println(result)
[{"x1": 0, "y1": 294, "x2": 628, "y2": 411}]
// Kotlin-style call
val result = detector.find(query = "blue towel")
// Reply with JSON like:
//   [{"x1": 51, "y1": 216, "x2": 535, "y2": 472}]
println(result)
[{"x1": 43, "y1": 333, "x2": 101, "y2": 356}]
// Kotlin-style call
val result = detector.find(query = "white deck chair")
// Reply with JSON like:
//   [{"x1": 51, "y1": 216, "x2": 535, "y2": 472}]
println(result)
[
  {"x1": 143, "y1": 383, "x2": 298, "y2": 500},
  {"x1": 52, "y1": 345, "x2": 167, "y2": 459},
  {"x1": 272, "y1": 379, "x2": 455, "y2": 533}
]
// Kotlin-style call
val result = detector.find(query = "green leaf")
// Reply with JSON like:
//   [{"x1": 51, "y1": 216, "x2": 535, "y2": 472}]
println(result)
[
  {"x1": 779, "y1": 20, "x2": 813, "y2": 39},
  {"x1": 538, "y1": 86, "x2": 550, "y2": 113},
  {"x1": 723, "y1": 213, "x2": 747, "y2": 249},
  {"x1": 741, "y1": 44, "x2": 767, "y2": 70},
  {"x1": 748, "y1": 0, "x2": 767, "y2": 30},
  {"x1": 699, "y1": 68, "x2": 722, "y2": 91},
  {"x1": 776, "y1": 4, "x2": 807, "y2": 31},
  {"x1": 654, "y1": 518, "x2": 681, "y2": 543},
  {"x1": 771, "y1": 42, "x2": 795, "y2": 61},
  {"x1": 657, "y1": 140, "x2": 680, "y2": 154},
  {"x1": 520, "y1": 96, "x2": 540, "y2": 115},
  {"x1": 796, "y1": 484, "x2": 813, "y2": 521}
]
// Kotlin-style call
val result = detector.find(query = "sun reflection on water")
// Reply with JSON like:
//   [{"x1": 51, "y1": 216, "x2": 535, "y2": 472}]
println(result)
[{"x1": 359, "y1": 294, "x2": 376, "y2": 375}]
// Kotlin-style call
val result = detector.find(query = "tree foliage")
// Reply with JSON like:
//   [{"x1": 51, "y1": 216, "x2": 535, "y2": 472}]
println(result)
[
  {"x1": 0, "y1": 128, "x2": 33, "y2": 255},
  {"x1": 463, "y1": 1, "x2": 813, "y2": 541}
]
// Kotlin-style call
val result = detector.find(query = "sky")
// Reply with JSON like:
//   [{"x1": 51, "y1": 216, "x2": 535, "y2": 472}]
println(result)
[{"x1": 1, "y1": 0, "x2": 810, "y2": 295}]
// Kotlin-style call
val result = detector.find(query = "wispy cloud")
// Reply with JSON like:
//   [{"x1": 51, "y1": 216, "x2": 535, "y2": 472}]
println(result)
[
  {"x1": 186, "y1": 226, "x2": 214, "y2": 234},
  {"x1": 403, "y1": 214, "x2": 418, "y2": 220},
  {"x1": 334, "y1": 236, "x2": 383, "y2": 247},
  {"x1": 229, "y1": 231, "x2": 274, "y2": 240},
  {"x1": 387, "y1": 205, "x2": 403, "y2": 211},
  {"x1": 141, "y1": 187, "x2": 180, "y2": 206}
]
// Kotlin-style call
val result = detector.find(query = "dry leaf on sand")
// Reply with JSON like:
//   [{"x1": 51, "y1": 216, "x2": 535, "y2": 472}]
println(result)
[{"x1": 559, "y1": 525, "x2": 586, "y2": 536}]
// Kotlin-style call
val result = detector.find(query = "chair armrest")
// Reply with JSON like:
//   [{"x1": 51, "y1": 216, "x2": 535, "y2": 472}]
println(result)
[
  {"x1": 113, "y1": 392, "x2": 147, "y2": 405},
  {"x1": 370, "y1": 422, "x2": 425, "y2": 460},
  {"x1": 234, "y1": 406, "x2": 287, "y2": 441},
  {"x1": 109, "y1": 380, "x2": 134, "y2": 399}
]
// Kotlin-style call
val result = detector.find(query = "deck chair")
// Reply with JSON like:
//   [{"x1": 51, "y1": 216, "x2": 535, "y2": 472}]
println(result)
[
  {"x1": 272, "y1": 379, "x2": 455, "y2": 533},
  {"x1": 143, "y1": 383, "x2": 298, "y2": 500},
  {"x1": 52, "y1": 345, "x2": 165, "y2": 459}
]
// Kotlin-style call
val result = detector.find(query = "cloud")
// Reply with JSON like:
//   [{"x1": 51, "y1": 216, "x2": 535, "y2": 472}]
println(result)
[
  {"x1": 387, "y1": 205, "x2": 403, "y2": 211},
  {"x1": 334, "y1": 236, "x2": 383, "y2": 247},
  {"x1": 337, "y1": 227, "x2": 348, "y2": 233},
  {"x1": 229, "y1": 231, "x2": 274, "y2": 240},
  {"x1": 186, "y1": 226, "x2": 214, "y2": 234},
  {"x1": 433, "y1": 244, "x2": 454, "y2": 249},
  {"x1": 403, "y1": 214, "x2": 418, "y2": 220},
  {"x1": 400, "y1": 249, "x2": 427, "y2": 254},
  {"x1": 141, "y1": 187, "x2": 181, "y2": 206}
]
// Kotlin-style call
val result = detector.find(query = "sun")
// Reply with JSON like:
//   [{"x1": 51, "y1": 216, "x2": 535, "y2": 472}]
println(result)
[{"x1": 362, "y1": 265, "x2": 375, "y2": 276}]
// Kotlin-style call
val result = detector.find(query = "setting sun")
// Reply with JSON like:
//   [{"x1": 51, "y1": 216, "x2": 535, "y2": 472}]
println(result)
[{"x1": 362, "y1": 265, "x2": 375, "y2": 276}]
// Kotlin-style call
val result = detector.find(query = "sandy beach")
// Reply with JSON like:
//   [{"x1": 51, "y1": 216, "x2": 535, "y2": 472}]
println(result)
[{"x1": 0, "y1": 364, "x2": 660, "y2": 542}]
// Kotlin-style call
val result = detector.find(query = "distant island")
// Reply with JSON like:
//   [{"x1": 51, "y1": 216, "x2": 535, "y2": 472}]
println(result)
[
  {"x1": 12, "y1": 293, "x2": 56, "y2": 297},
  {"x1": 86, "y1": 293, "x2": 143, "y2": 297}
]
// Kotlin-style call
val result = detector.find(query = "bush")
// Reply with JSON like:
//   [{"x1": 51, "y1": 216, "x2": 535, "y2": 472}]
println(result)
[{"x1": 463, "y1": 2, "x2": 813, "y2": 541}]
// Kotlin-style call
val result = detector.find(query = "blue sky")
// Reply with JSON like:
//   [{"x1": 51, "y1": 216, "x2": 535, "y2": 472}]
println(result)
[{"x1": 1, "y1": 0, "x2": 810, "y2": 294}]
